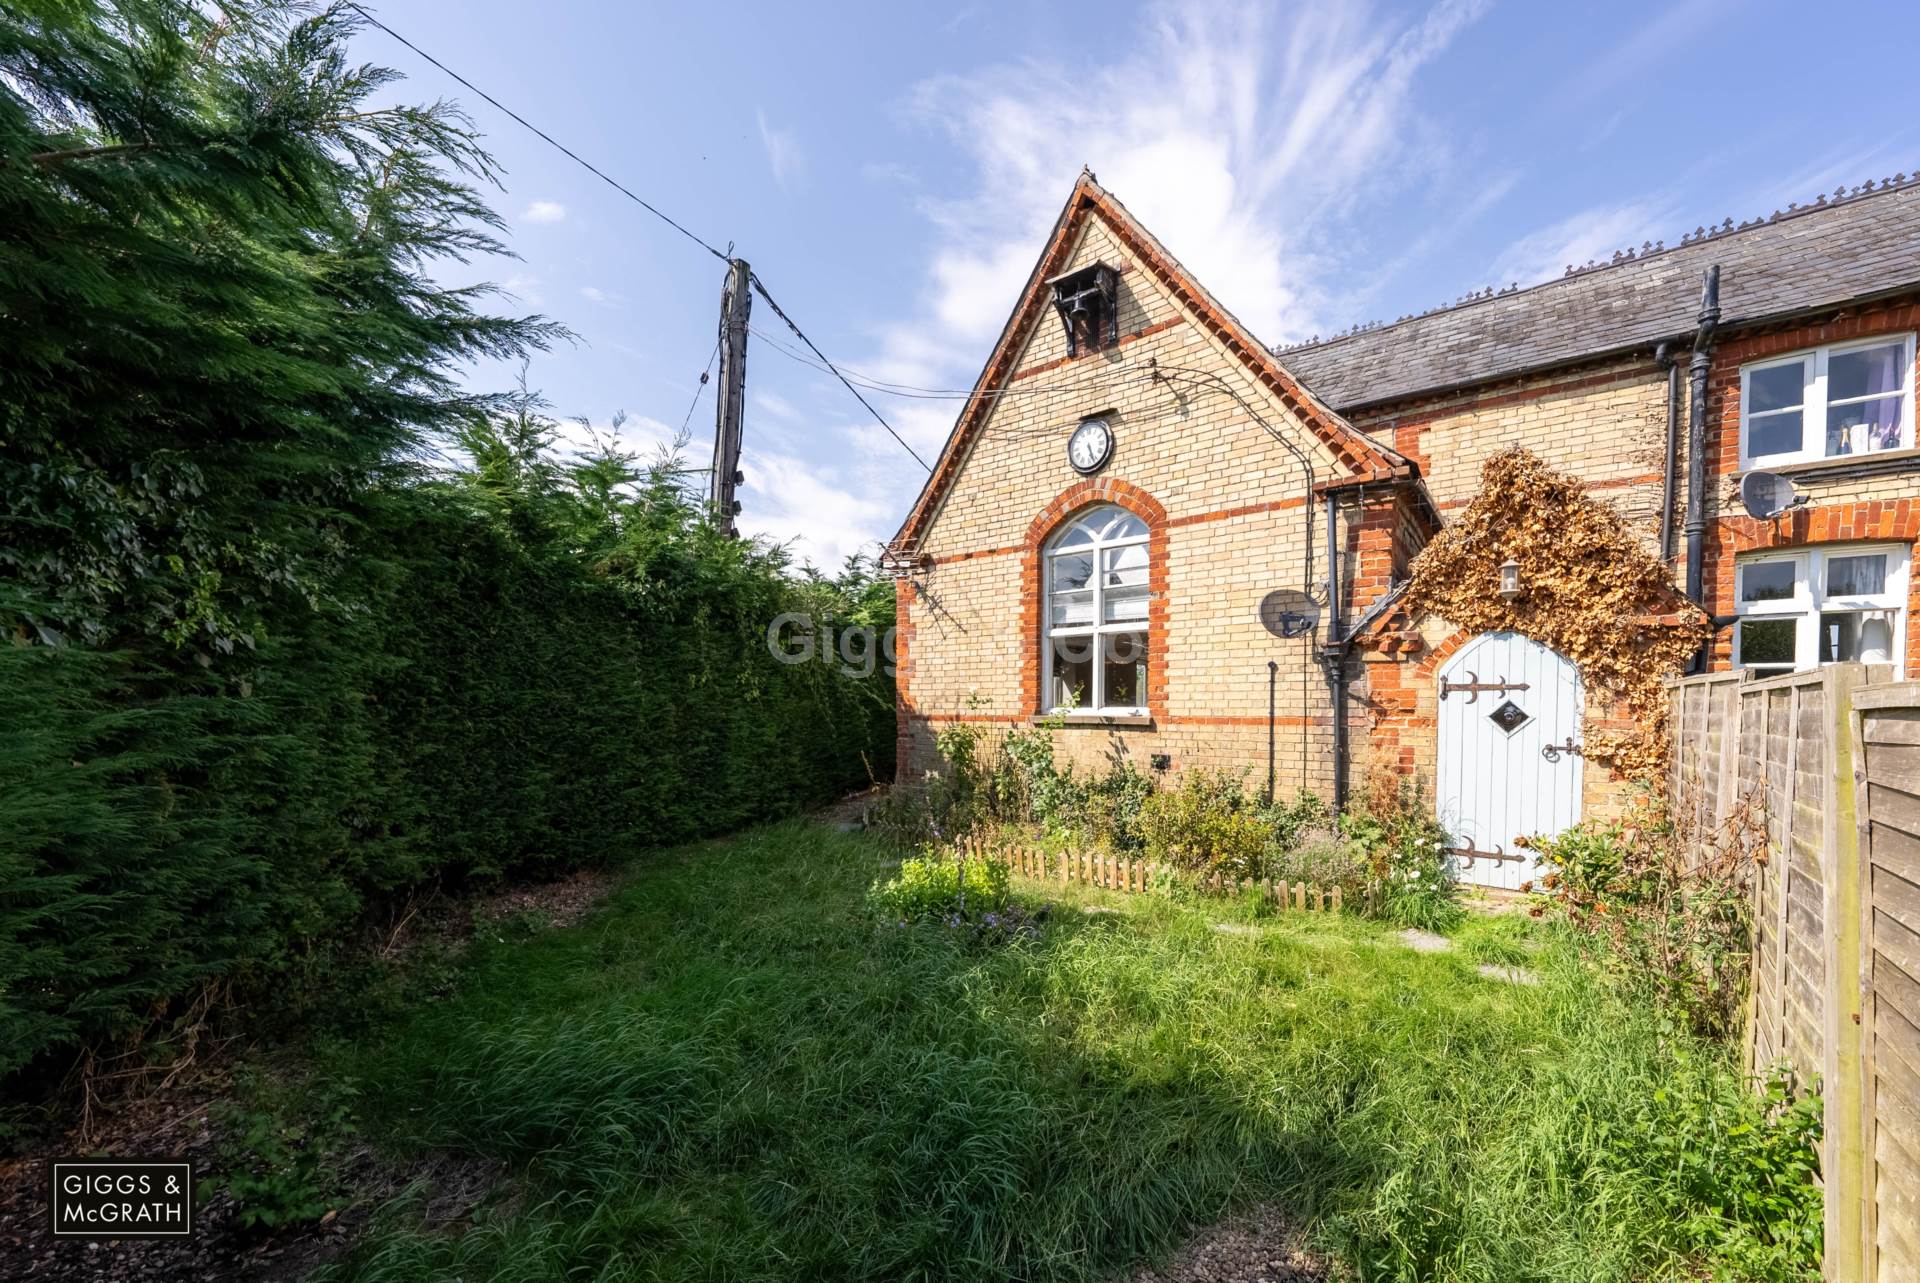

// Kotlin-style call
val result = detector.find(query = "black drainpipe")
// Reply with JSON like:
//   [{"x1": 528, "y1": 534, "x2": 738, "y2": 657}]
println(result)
[
  {"x1": 1321, "y1": 490, "x2": 1348, "y2": 813},
  {"x1": 1683, "y1": 266, "x2": 1721, "y2": 670},
  {"x1": 1265, "y1": 659, "x2": 1278, "y2": 802},
  {"x1": 1655, "y1": 341, "x2": 1681, "y2": 564}
]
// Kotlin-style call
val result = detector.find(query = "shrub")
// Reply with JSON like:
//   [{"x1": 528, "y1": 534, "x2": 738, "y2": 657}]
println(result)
[
  {"x1": 907, "y1": 705, "x2": 1164, "y2": 858},
  {"x1": 1070, "y1": 760, "x2": 1156, "y2": 853},
  {"x1": 1266, "y1": 831, "x2": 1370, "y2": 903},
  {"x1": 1525, "y1": 819, "x2": 1658, "y2": 910},
  {"x1": 1601, "y1": 1063, "x2": 1823, "y2": 1279},
  {"x1": 1257, "y1": 788, "x2": 1332, "y2": 850},
  {"x1": 214, "y1": 1073, "x2": 360, "y2": 1233},
  {"x1": 1134, "y1": 769, "x2": 1274, "y2": 879},
  {"x1": 1341, "y1": 773, "x2": 1461, "y2": 931},
  {"x1": 868, "y1": 850, "x2": 1012, "y2": 922},
  {"x1": 1527, "y1": 789, "x2": 1753, "y2": 1040}
]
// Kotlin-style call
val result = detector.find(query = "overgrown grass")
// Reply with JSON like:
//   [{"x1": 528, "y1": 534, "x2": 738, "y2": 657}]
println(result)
[{"x1": 310, "y1": 822, "x2": 1816, "y2": 1283}]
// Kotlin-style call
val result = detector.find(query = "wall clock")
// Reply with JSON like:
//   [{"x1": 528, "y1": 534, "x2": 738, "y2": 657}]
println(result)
[{"x1": 1067, "y1": 417, "x2": 1114, "y2": 475}]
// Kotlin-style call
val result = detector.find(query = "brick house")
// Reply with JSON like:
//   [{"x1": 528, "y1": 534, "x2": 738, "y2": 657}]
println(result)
[{"x1": 886, "y1": 171, "x2": 1920, "y2": 889}]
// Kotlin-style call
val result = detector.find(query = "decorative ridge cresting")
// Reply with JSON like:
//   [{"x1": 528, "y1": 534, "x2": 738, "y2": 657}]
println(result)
[{"x1": 1274, "y1": 169, "x2": 1920, "y2": 355}]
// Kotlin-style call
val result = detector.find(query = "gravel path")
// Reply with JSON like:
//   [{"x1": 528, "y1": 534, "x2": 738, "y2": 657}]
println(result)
[{"x1": 1128, "y1": 1205, "x2": 1343, "y2": 1282}]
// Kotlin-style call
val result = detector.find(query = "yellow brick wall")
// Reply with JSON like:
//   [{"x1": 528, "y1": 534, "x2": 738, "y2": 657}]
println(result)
[
  {"x1": 901, "y1": 208, "x2": 1345, "y2": 793},
  {"x1": 1352, "y1": 359, "x2": 1675, "y2": 556}
]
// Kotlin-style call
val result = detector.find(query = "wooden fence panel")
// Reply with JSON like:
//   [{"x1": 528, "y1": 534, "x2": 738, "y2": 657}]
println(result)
[
  {"x1": 1852, "y1": 683, "x2": 1920, "y2": 1281},
  {"x1": 1669, "y1": 664, "x2": 1900, "y2": 1282},
  {"x1": 1785, "y1": 675, "x2": 1831, "y2": 1084}
]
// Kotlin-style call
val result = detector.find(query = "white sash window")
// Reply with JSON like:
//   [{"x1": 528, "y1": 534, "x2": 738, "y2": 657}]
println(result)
[
  {"x1": 1740, "y1": 334, "x2": 1915, "y2": 467},
  {"x1": 1734, "y1": 545, "x2": 1907, "y2": 677},
  {"x1": 1043, "y1": 505, "x2": 1150, "y2": 715}
]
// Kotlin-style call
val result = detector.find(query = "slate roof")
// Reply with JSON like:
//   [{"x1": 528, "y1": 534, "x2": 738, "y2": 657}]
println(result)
[{"x1": 1278, "y1": 176, "x2": 1920, "y2": 413}]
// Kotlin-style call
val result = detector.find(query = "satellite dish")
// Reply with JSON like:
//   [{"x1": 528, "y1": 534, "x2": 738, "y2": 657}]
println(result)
[
  {"x1": 1259, "y1": 589, "x2": 1321, "y2": 639},
  {"x1": 1740, "y1": 470, "x2": 1808, "y2": 521}
]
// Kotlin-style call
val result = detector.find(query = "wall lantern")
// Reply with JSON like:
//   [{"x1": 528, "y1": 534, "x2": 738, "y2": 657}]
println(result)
[
  {"x1": 1047, "y1": 262, "x2": 1119, "y2": 357},
  {"x1": 1498, "y1": 557, "x2": 1523, "y2": 602}
]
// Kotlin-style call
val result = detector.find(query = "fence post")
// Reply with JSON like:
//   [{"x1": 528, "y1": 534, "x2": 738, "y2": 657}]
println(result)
[
  {"x1": 1716, "y1": 677, "x2": 1742, "y2": 832},
  {"x1": 1772, "y1": 682, "x2": 1800, "y2": 1069},
  {"x1": 1822, "y1": 665, "x2": 1869, "y2": 1283}
]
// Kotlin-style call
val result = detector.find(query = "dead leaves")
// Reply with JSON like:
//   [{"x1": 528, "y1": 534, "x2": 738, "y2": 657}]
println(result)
[{"x1": 1407, "y1": 448, "x2": 1708, "y2": 781}]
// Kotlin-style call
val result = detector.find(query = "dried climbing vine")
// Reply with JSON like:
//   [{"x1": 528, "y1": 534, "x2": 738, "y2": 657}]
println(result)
[{"x1": 1406, "y1": 448, "x2": 1709, "y2": 781}]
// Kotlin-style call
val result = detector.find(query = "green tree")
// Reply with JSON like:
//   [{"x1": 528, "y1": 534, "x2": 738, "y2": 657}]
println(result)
[
  {"x1": 1, "y1": 0, "x2": 559, "y2": 648},
  {"x1": 0, "y1": 3, "x2": 896, "y2": 1099},
  {"x1": 0, "y1": 0, "x2": 557, "y2": 1084}
]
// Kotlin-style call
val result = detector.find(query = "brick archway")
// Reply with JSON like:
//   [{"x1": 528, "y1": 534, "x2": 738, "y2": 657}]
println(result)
[
  {"x1": 1020, "y1": 479, "x2": 1169, "y2": 718},
  {"x1": 1412, "y1": 625, "x2": 1488, "y2": 682}
]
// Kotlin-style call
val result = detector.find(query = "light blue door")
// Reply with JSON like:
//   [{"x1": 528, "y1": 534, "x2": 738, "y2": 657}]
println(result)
[{"x1": 1435, "y1": 632, "x2": 1583, "y2": 891}]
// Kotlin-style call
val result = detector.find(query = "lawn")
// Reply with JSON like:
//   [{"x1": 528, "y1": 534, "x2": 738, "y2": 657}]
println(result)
[{"x1": 304, "y1": 821, "x2": 1808, "y2": 1283}]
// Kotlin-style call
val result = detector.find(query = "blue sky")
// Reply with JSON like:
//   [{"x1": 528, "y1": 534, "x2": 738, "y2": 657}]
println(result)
[{"x1": 356, "y1": 0, "x2": 1920, "y2": 569}]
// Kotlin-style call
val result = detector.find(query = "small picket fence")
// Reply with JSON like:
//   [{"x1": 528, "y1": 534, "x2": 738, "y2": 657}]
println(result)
[{"x1": 953, "y1": 836, "x2": 1344, "y2": 913}]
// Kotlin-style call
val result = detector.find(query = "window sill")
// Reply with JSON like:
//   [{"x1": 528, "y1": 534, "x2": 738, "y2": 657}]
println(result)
[
  {"x1": 1740, "y1": 446, "x2": 1920, "y2": 482},
  {"x1": 1034, "y1": 713, "x2": 1154, "y2": 728}
]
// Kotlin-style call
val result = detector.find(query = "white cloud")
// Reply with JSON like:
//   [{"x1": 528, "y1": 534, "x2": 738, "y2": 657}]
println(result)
[
  {"x1": 898, "y1": 0, "x2": 1490, "y2": 351},
  {"x1": 552, "y1": 414, "x2": 685, "y2": 467},
  {"x1": 498, "y1": 271, "x2": 544, "y2": 307},
  {"x1": 1488, "y1": 199, "x2": 1675, "y2": 289},
  {"x1": 1551, "y1": 0, "x2": 1734, "y2": 112},
  {"x1": 744, "y1": 0, "x2": 1498, "y2": 566},
  {"x1": 737, "y1": 446, "x2": 894, "y2": 571},
  {"x1": 752, "y1": 390, "x2": 801, "y2": 422},
  {"x1": 521, "y1": 199, "x2": 567, "y2": 224},
  {"x1": 757, "y1": 110, "x2": 805, "y2": 188},
  {"x1": 579, "y1": 285, "x2": 620, "y2": 306}
]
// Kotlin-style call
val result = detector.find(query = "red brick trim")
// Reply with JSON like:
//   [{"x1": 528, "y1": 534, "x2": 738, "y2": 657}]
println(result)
[
  {"x1": 1703, "y1": 499, "x2": 1920, "y2": 674},
  {"x1": 906, "y1": 712, "x2": 1321, "y2": 728},
  {"x1": 1166, "y1": 496, "x2": 1310, "y2": 528},
  {"x1": 1707, "y1": 298, "x2": 1920, "y2": 479},
  {"x1": 1019, "y1": 479, "x2": 1170, "y2": 720},
  {"x1": 1009, "y1": 315, "x2": 1188, "y2": 382},
  {"x1": 1412, "y1": 626, "x2": 1477, "y2": 679},
  {"x1": 1161, "y1": 714, "x2": 1320, "y2": 728},
  {"x1": 894, "y1": 584, "x2": 916, "y2": 780},
  {"x1": 908, "y1": 712, "x2": 1028, "y2": 725},
  {"x1": 890, "y1": 173, "x2": 1396, "y2": 555},
  {"x1": 1714, "y1": 299, "x2": 1920, "y2": 367},
  {"x1": 926, "y1": 497, "x2": 1308, "y2": 567},
  {"x1": 1709, "y1": 499, "x2": 1919, "y2": 554}
]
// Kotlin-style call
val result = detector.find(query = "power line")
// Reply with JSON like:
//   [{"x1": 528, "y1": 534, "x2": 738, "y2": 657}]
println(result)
[
  {"x1": 344, "y1": 3, "x2": 730, "y2": 264},
  {"x1": 679, "y1": 338, "x2": 721, "y2": 433},
  {"x1": 747, "y1": 272, "x2": 932, "y2": 472},
  {"x1": 749, "y1": 324, "x2": 1155, "y2": 410},
  {"x1": 348, "y1": 4, "x2": 933, "y2": 475}
]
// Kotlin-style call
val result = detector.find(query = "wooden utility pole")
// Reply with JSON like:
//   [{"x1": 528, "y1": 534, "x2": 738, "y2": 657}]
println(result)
[{"x1": 710, "y1": 258, "x2": 751, "y2": 536}]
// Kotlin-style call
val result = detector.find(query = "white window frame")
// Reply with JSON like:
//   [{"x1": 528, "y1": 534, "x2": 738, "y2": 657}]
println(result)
[
  {"x1": 1733, "y1": 544, "x2": 1908, "y2": 678},
  {"x1": 1041, "y1": 506, "x2": 1151, "y2": 716},
  {"x1": 1739, "y1": 332, "x2": 1916, "y2": 468}
]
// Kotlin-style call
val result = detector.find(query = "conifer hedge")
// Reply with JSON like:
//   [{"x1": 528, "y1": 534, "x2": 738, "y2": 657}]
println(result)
[{"x1": 0, "y1": 1, "x2": 893, "y2": 1085}]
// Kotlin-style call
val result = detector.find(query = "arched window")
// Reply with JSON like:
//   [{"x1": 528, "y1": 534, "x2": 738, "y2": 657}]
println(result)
[{"x1": 1043, "y1": 504, "x2": 1150, "y2": 714}]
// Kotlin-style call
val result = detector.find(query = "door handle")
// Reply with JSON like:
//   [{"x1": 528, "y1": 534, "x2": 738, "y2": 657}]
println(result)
[{"x1": 1541, "y1": 737, "x2": 1583, "y2": 763}]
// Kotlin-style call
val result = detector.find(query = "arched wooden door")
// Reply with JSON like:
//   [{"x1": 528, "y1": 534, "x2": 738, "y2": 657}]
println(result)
[{"x1": 1435, "y1": 632, "x2": 1583, "y2": 891}]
